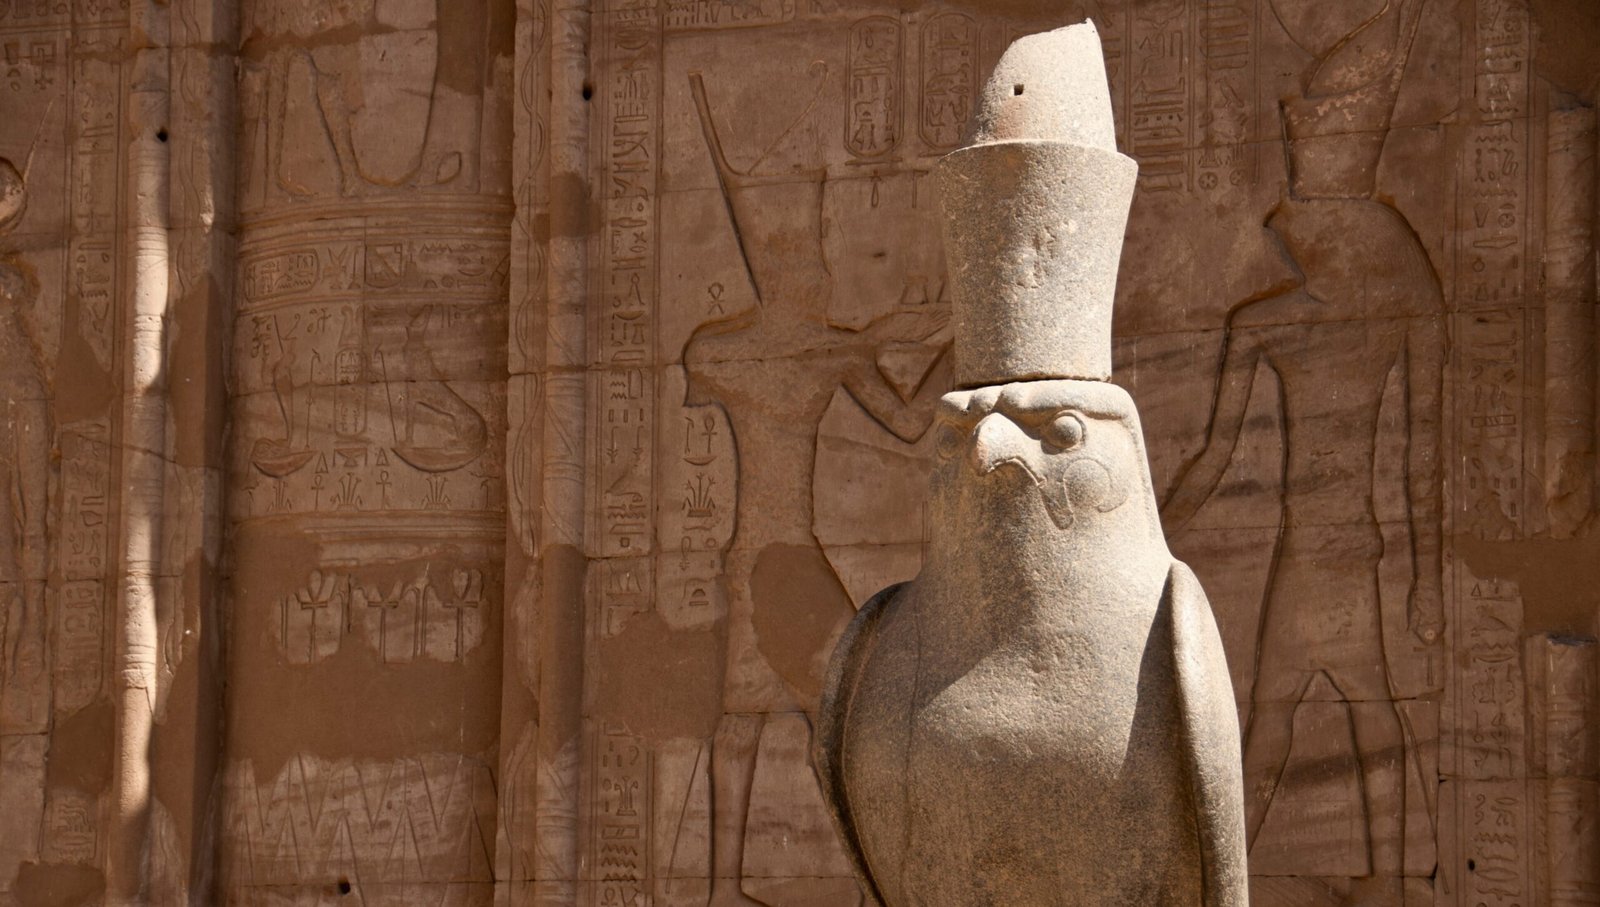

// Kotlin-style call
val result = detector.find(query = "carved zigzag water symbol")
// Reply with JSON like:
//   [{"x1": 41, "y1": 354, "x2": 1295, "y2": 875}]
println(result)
[{"x1": 228, "y1": 753, "x2": 496, "y2": 886}]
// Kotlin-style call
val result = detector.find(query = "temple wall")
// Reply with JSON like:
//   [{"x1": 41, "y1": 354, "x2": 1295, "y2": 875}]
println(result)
[
  {"x1": 218, "y1": 0, "x2": 515, "y2": 902},
  {"x1": 0, "y1": 0, "x2": 1596, "y2": 904}
]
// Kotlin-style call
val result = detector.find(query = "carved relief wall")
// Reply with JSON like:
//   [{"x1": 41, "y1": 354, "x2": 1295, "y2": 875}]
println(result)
[
  {"x1": 0, "y1": 5, "x2": 125, "y2": 900},
  {"x1": 221, "y1": 1, "x2": 514, "y2": 902},
  {"x1": 0, "y1": 0, "x2": 1596, "y2": 904},
  {"x1": 501, "y1": 0, "x2": 1600, "y2": 904}
]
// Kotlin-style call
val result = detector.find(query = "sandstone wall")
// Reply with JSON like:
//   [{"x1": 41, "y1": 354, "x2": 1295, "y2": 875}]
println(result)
[{"x1": 0, "y1": 0, "x2": 1596, "y2": 904}]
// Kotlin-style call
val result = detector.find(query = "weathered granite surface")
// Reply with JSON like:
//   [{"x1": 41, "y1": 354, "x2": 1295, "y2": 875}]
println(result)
[
  {"x1": 0, "y1": 0, "x2": 1597, "y2": 904},
  {"x1": 816, "y1": 25, "x2": 1246, "y2": 906}
]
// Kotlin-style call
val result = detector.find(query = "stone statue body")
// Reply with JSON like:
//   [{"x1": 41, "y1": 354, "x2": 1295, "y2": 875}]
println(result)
[{"x1": 815, "y1": 23, "x2": 1249, "y2": 907}]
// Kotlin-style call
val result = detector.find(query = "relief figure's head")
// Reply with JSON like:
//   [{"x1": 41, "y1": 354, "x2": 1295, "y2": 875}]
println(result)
[{"x1": 1273, "y1": 0, "x2": 1426, "y2": 199}]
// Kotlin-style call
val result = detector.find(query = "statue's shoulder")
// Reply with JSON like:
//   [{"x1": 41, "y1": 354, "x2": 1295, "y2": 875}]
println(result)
[
  {"x1": 819, "y1": 582, "x2": 905, "y2": 727},
  {"x1": 814, "y1": 581, "x2": 905, "y2": 907}
]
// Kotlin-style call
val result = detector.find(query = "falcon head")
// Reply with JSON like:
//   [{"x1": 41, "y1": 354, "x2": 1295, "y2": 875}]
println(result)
[{"x1": 929, "y1": 379, "x2": 1151, "y2": 532}]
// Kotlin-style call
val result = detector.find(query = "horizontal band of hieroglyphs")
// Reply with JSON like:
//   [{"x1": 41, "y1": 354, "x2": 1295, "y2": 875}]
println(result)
[
  {"x1": 0, "y1": 3, "x2": 127, "y2": 28},
  {"x1": 231, "y1": 299, "x2": 508, "y2": 395},
  {"x1": 240, "y1": 230, "x2": 510, "y2": 309},
  {"x1": 275, "y1": 566, "x2": 489, "y2": 665}
]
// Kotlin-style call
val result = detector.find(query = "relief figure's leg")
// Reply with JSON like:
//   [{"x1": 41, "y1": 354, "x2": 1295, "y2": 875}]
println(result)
[
  {"x1": 1312, "y1": 542, "x2": 1406, "y2": 903},
  {"x1": 1241, "y1": 534, "x2": 1316, "y2": 847},
  {"x1": 1348, "y1": 700, "x2": 1405, "y2": 877},
  {"x1": 1241, "y1": 693, "x2": 1301, "y2": 847},
  {"x1": 1336, "y1": 565, "x2": 1407, "y2": 883},
  {"x1": 710, "y1": 712, "x2": 767, "y2": 907}
]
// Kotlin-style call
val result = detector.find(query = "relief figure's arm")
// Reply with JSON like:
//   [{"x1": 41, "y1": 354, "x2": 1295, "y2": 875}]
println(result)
[
  {"x1": 1160, "y1": 324, "x2": 1263, "y2": 533},
  {"x1": 1404, "y1": 315, "x2": 1445, "y2": 642},
  {"x1": 842, "y1": 343, "x2": 952, "y2": 444}
]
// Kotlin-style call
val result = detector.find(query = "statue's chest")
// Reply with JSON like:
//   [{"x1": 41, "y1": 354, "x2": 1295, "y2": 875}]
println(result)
[
  {"x1": 847, "y1": 606, "x2": 1161, "y2": 783},
  {"x1": 842, "y1": 618, "x2": 1187, "y2": 901},
  {"x1": 908, "y1": 644, "x2": 1143, "y2": 784}
]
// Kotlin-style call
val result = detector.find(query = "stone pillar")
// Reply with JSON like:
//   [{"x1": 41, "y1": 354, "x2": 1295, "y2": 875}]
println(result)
[{"x1": 220, "y1": 2, "x2": 514, "y2": 901}]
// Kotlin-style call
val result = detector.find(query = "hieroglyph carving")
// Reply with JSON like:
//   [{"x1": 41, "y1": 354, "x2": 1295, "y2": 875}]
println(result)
[
  {"x1": 1444, "y1": 4, "x2": 1539, "y2": 904},
  {"x1": 1455, "y1": 0, "x2": 1533, "y2": 543},
  {"x1": 592, "y1": 0, "x2": 663, "y2": 640},
  {"x1": 1454, "y1": 571, "x2": 1530, "y2": 906},
  {"x1": 0, "y1": 4, "x2": 127, "y2": 891},
  {"x1": 918, "y1": 13, "x2": 976, "y2": 153},
  {"x1": 278, "y1": 567, "x2": 487, "y2": 665},
  {"x1": 224, "y1": 3, "x2": 512, "y2": 900}
]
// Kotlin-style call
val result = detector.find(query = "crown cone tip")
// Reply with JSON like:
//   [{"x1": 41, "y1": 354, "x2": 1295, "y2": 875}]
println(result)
[{"x1": 966, "y1": 21, "x2": 1117, "y2": 152}]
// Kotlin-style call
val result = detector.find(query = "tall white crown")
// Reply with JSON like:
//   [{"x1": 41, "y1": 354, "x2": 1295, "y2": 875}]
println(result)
[{"x1": 935, "y1": 22, "x2": 1137, "y2": 387}]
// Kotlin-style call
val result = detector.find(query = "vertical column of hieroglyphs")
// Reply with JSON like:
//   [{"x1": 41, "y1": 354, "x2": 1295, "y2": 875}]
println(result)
[
  {"x1": 1541, "y1": 103, "x2": 1596, "y2": 538},
  {"x1": 592, "y1": 0, "x2": 657, "y2": 651},
  {"x1": 223, "y1": 1, "x2": 513, "y2": 901},
  {"x1": 1121, "y1": 0, "x2": 1257, "y2": 196},
  {"x1": 587, "y1": 1, "x2": 661, "y2": 903},
  {"x1": 844, "y1": 15, "x2": 901, "y2": 162},
  {"x1": 1447, "y1": 0, "x2": 1535, "y2": 904},
  {"x1": 1528, "y1": 635, "x2": 1599, "y2": 905},
  {"x1": 1194, "y1": 0, "x2": 1256, "y2": 193},
  {"x1": 1125, "y1": 0, "x2": 1194, "y2": 194},
  {"x1": 1454, "y1": 0, "x2": 1532, "y2": 540},
  {"x1": 918, "y1": 11, "x2": 975, "y2": 155},
  {"x1": 1449, "y1": 571, "x2": 1530, "y2": 905},
  {"x1": 0, "y1": 0, "x2": 127, "y2": 897}
]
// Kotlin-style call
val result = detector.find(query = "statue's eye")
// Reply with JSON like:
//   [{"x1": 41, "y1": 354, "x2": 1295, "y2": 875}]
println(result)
[
  {"x1": 1041, "y1": 412, "x2": 1085, "y2": 451},
  {"x1": 936, "y1": 422, "x2": 964, "y2": 459}
]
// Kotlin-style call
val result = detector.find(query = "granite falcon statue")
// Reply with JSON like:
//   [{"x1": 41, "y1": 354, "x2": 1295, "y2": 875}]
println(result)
[{"x1": 814, "y1": 22, "x2": 1249, "y2": 907}]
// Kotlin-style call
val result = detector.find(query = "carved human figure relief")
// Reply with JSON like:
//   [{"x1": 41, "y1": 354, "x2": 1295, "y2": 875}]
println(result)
[
  {"x1": 816, "y1": 24, "x2": 1247, "y2": 907},
  {"x1": 680, "y1": 61, "x2": 953, "y2": 905},
  {"x1": 0, "y1": 156, "x2": 50, "y2": 737},
  {"x1": 1162, "y1": 0, "x2": 1443, "y2": 897}
]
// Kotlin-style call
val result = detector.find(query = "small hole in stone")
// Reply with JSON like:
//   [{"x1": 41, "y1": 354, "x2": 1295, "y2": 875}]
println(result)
[
  {"x1": 1013, "y1": 84, "x2": 1024, "y2": 96},
  {"x1": 156, "y1": 128, "x2": 168, "y2": 142},
  {"x1": 1466, "y1": 860, "x2": 1477, "y2": 872},
  {"x1": 337, "y1": 878, "x2": 352, "y2": 895},
  {"x1": 581, "y1": 82, "x2": 593, "y2": 101}
]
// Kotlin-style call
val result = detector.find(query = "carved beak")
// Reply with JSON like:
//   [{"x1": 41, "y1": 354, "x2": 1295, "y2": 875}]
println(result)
[{"x1": 968, "y1": 413, "x2": 1036, "y2": 480}]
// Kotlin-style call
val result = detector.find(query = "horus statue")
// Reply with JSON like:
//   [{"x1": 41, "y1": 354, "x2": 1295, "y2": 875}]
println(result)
[{"x1": 814, "y1": 22, "x2": 1249, "y2": 907}]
